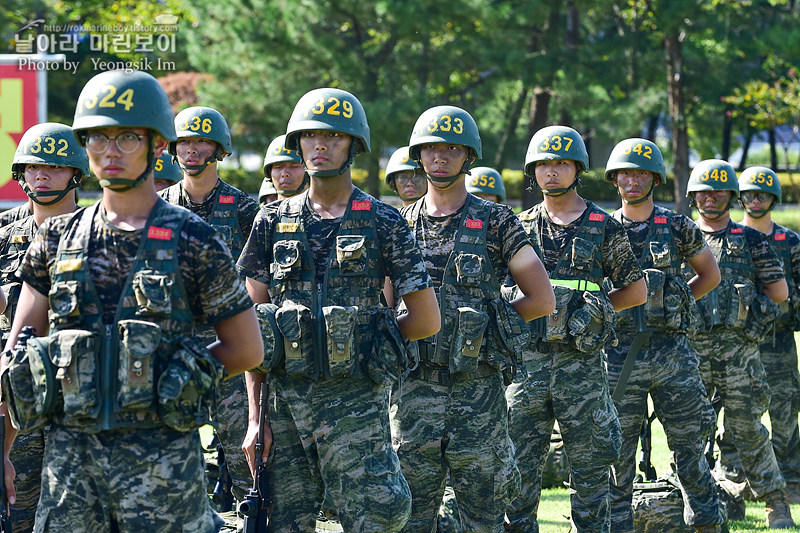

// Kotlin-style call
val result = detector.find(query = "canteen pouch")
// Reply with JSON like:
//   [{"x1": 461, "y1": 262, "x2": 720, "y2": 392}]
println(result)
[
  {"x1": 335, "y1": 235, "x2": 367, "y2": 276},
  {"x1": 254, "y1": 302, "x2": 284, "y2": 373},
  {"x1": 546, "y1": 285, "x2": 576, "y2": 343},
  {"x1": 272, "y1": 240, "x2": 304, "y2": 280},
  {"x1": 117, "y1": 320, "x2": 161, "y2": 411},
  {"x1": 132, "y1": 270, "x2": 173, "y2": 317},
  {"x1": 454, "y1": 253, "x2": 483, "y2": 287},
  {"x1": 49, "y1": 329, "x2": 100, "y2": 422},
  {"x1": 48, "y1": 281, "x2": 81, "y2": 329},
  {"x1": 642, "y1": 269, "x2": 666, "y2": 329},
  {"x1": 323, "y1": 305, "x2": 359, "y2": 378},
  {"x1": 157, "y1": 336, "x2": 226, "y2": 432},
  {"x1": 448, "y1": 306, "x2": 489, "y2": 374},
  {"x1": 369, "y1": 307, "x2": 413, "y2": 386},
  {"x1": 570, "y1": 237, "x2": 598, "y2": 277},
  {"x1": 275, "y1": 303, "x2": 315, "y2": 377},
  {"x1": 663, "y1": 275, "x2": 694, "y2": 333},
  {"x1": 727, "y1": 283, "x2": 755, "y2": 330},
  {"x1": 744, "y1": 292, "x2": 781, "y2": 343}
]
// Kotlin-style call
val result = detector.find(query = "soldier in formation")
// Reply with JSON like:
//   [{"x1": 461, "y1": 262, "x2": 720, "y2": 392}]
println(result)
[
  {"x1": 0, "y1": 69, "x2": 263, "y2": 532},
  {"x1": 685, "y1": 159, "x2": 794, "y2": 528},
  {"x1": 466, "y1": 166, "x2": 506, "y2": 204},
  {"x1": 385, "y1": 145, "x2": 426, "y2": 207},
  {"x1": 153, "y1": 151, "x2": 183, "y2": 192},
  {"x1": 262, "y1": 134, "x2": 308, "y2": 202},
  {"x1": 603, "y1": 138, "x2": 724, "y2": 533},
  {"x1": 238, "y1": 87, "x2": 440, "y2": 532},
  {"x1": 505, "y1": 125, "x2": 647, "y2": 533}
]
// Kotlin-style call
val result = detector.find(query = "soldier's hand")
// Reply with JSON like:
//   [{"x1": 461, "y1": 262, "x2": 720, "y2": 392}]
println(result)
[
  {"x1": 4, "y1": 453, "x2": 15, "y2": 505},
  {"x1": 241, "y1": 422, "x2": 272, "y2": 477}
]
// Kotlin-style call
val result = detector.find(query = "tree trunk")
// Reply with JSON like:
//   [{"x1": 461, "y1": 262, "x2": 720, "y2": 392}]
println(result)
[
  {"x1": 769, "y1": 128, "x2": 778, "y2": 170},
  {"x1": 664, "y1": 29, "x2": 690, "y2": 216},
  {"x1": 366, "y1": 154, "x2": 380, "y2": 198},
  {"x1": 721, "y1": 109, "x2": 732, "y2": 161},
  {"x1": 494, "y1": 86, "x2": 529, "y2": 170},
  {"x1": 645, "y1": 115, "x2": 659, "y2": 142},
  {"x1": 738, "y1": 130, "x2": 753, "y2": 171}
]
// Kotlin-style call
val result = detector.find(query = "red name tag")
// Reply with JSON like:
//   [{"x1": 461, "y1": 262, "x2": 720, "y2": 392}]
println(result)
[
  {"x1": 730, "y1": 227, "x2": 744, "y2": 234},
  {"x1": 352, "y1": 200, "x2": 371, "y2": 211},
  {"x1": 654, "y1": 216, "x2": 668, "y2": 224},
  {"x1": 589, "y1": 212, "x2": 605, "y2": 222},
  {"x1": 465, "y1": 218, "x2": 483, "y2": 229},
  {"x1": 147, "y1": 226, "x2": 172, "y2": 240},
  {"x1": 776, "y1": 233, "x2": 787, "y2": 241},
  {"x1": 219, "y1": 195, "x2": 235, "y2": 204}
]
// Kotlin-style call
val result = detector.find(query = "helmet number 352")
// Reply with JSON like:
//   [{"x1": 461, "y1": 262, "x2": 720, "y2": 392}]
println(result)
[
  {"x1": 304, "y1": 97, "x2": 354, "y2": 119},
  {"x1": 78, "y1": 85, "x2": 135, "y2": 113}
]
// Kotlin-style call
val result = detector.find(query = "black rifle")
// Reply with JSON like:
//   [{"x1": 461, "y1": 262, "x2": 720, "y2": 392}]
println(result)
[
  {"x1": 638, "y1": 409, "x2": 658, "y2": 482},
  {"x1": 239, "y1": 383, "x2": 271, "y2": 533},
  {"x1": 211, "y1": 437, "x2": 234, "y2": 512},
  {"x1": 0, "y1": 414, "x2": 12, "y2": 533}
]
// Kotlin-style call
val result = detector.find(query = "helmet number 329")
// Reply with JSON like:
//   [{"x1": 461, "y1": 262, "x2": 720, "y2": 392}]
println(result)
[{"x1": 304, "y1": 97, "x2": 354, "y2": 119}]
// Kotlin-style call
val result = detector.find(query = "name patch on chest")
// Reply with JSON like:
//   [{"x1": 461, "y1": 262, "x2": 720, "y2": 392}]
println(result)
[
  {"x1": 465, "y1": 218, "x2": 483, "y2": 229},
  {"x1": 775, "y1": 233, "x2": 787, "y2": 241},
  {"x1": 654, "y1": 216, "x2": 668, "y2": 224},
  {"x1": 56, "y1": 258, "x2": 83, "y2": 273},
  {"x1": 277, "y1": 222, "x2": 299, "y2": 233},
  {"x1": 588, "y1": 212, "x2": 605, "y2": 222},
  {"x1": 352, "y1": 200, "x2": 371, "y2": 211},
  {"x1": 730, "y1": 227, "x2": 744, "y2": 234},
  {"x1": 10, "y1": 235, "x2": 28, "y2": 244},
  {"x1": 219, "y1": 195, "x2": 235, "y2": 204},
  {"x1": 147, "y1": 226, "x2": 172, "y2": 240}
]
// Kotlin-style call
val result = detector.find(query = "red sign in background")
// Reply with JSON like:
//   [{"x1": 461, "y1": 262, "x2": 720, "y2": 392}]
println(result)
[{"x1": 0, "y1": 62, "x2": 39, "y2": 201}]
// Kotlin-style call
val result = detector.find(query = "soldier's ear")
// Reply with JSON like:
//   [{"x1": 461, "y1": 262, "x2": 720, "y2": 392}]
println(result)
[{"x1": 153, "y1": 134, "x2": 169, "y2": 156}]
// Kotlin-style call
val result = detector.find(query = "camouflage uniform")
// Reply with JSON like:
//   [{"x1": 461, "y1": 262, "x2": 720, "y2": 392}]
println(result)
[
  {"x1": 717, "y1": 222, "x2": 800, "y2": 487},
  {"x1": 506, "y1": 201, "x2": 642, "y2": 533},
  {"x1": 390, "y1": 194, "x2": 528, "y2": 533},
  {"x1": 0, "y1": 216, "x2": 43, "y2": 533},
  {"x1": 160, "y1": 179, "x2": 259, "y2": 501},
  {"x1": 0, "y1": 203, "x2": 31, "y2": 229},
  {"x1": 605, "y1": 206, "x2": 722, "y2": 532},
  {"x1": 688, "y1": 220, "x2": 787, "y2": 499},
  {"x1": 16, "y1": 199, "x2": 253, "y2": 532},
  {"x1": 237, "y1": 188, "x2": 431, "y2": 533}
]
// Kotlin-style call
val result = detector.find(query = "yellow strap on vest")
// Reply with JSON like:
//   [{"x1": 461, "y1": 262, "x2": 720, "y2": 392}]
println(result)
[{"x1": 550, "y1": 279, "x2": 601, "y2": 292}]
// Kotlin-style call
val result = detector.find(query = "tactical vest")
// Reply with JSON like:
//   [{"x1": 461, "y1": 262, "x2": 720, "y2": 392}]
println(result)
[
  {"x1": 612, "y1": 206, "x2": 689, "y2": 333},
  {"x1": 770, "y1": 224, "x2": 798, "y2": 328},
  {"x1": 404, "y1": 194, "x2": 516, "y2": 377},
  {"x1": 0, "y1": 216, "x2": 36, "y2": 344},
  {"x1": 161, "y1": 180, "x2": 248, "y2": 258},
  {"x1": 693, "y1": 221, "x2": 758, "y2": 331},
  {"x1": 46, "y1": 199, "x2": 194, "y2": 431},
  {"x1": 269, "y1": 188, "x2": 391, "y2": 381}
]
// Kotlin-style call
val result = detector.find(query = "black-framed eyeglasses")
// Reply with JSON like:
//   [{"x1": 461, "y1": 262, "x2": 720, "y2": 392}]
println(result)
[
  {"x1": 85, "y1": 132, "x2": 146, "y2": 154},
  {"x1": 741, "y1": 191, "x2": 774, "y2": 203},
  {"x1": 394, "y1": 172, "x2": 425, "y2": 186}
]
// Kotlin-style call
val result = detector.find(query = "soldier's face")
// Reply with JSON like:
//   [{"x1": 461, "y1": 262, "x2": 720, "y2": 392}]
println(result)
[
  {"x1": 299, "y1": 130, "x2": 352, "y2": 171},
  {"x1": 86, "y1": 127, "x2": 154, "y2": 184},
  {"x1": 270, "y1": 162, "x2": 305, "y2": 192},
  {"x1": 614, "y1": 169, "x2": 654, "y2": 202},
  {"x1": 175, "y1": 138, "x2": 219, "y2": 166},
  {"x1": 694, "y1": 190, "x2": 731, "y2": 214},
  {"x1": 419, "y1": 143, "x2": 469, "y2": 180},
  {"x1": 534, "y1": 159, "x2": 577, "y2": 191},
  {"x1": 392, "y1": 170, "x2": 427, "y2": 202},
  {"x1": 474, "y1": 192, "x2": 500, "y2": 203},
  {"x1": 23, "y1": 164, "x2": 76, "y2": 193}
]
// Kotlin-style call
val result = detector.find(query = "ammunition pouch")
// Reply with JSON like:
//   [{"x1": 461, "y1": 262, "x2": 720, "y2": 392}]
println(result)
[
  {"x1": 545, "y1": 285, "x2": 575, "y2": 343},
  {"x1": 694, "y1": 280, "x2": 757, "y2": 334},
  {"x1": 117, "y1": 320, "x2": 161, "y2": 411},
  {"x1": 616, "y1": 270, "x2": 694, "y2": 334},
  {"x1": 0, "y1": 281, "x2": 21, "y2": 336},
  {"x1": 744, "y1": 293, "x2": 781, "y2": 343},
  {"x1": 368, "y1": 307, "x2": 416, "y2": 386},
  {"x1": 275, "y1": 302, "x2": 315, "y2": 378},
  {"x1": 570, "y1": 290, "x2": 617, "y2": 354},
  {"x1": 323, "y1": 305, "x2": 360, "y2": 378},
  {"x1": 448, "y1": 306, "x2": 489, "y2": 375},
  {"x1": 488, "y1": 298, "x2": 529, "y2": 385},
  {"x1": 157, "y1": 336, "x2": 226, "y2": 432},
  {"x1": 501, "y1": 285, "x2": 544, "y2": 346},
  {"x1": 253, "y1": 302, "x2": 284, "y2": 374}
]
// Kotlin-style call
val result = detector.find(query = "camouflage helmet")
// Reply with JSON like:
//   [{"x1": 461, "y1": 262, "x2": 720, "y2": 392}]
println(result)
[
  {"x1": 285, "y1": 88, "x2": 370, "y2": 155},
  {"x1": 384, "y1": 146, "x2": 420, "y2": 185},
  {"x1": 73, "y1": 69, "x2": 176, "y2": 145},
  {"x1": 467, "y1": 166, "x2": 506, "y2": 202},
  {"x1": 604, "y1": 138, "x2": 666, "y2": 185},
  {"x1": 169, "y1": 106, "x2": 232, "y2": 157},
  {"x1": 524, "y1": 126, "x2": 589, "y2": 177},
  {"x1": 739, "y1": 166, "x2": 781, "y2": 203},
  {"x1": 686, "y1": 159, "x2": 739, "y2": 198},
  {"x1": 153, "y1": 152, "x2": 182, "y2": 184},
  {"x1": 408, "y1": 105, "x2": 482, "y2": 162},
  {"x1": 258, "y1": 178, "x2": 277, "y2": 204},
  {"x1": 12, "y1": 122, "x2": 90, "y2": 180},
  {"x1": 263, "y1": 134, "x2": 302, "y2": 177},
  {"x1": 12, "y1": 122, "x2": 89, "y2": 205}
]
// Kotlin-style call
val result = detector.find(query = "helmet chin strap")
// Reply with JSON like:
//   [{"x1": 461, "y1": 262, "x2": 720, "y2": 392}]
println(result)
[
  {"x1": 743, "y1": 199, "x2": 774, "y2": 219},
  {"x1": 99, "y1": 135, "x2": 154, "y2": 191},
  {"x1": 693, "y1": 192, "x2": 735, "y2": 221},
  {"x1": 424, "y1": 159, "x2": 473, "y2": 189},
  {"x1": 18, "y1": 172, "x2": 81, "y2": 206},
  {"x1": 176, "y1": 146, "x2": 224, "y2": 176},
  {"x1": 304, "y1": 143, "x2": 357, "y2": 179}
]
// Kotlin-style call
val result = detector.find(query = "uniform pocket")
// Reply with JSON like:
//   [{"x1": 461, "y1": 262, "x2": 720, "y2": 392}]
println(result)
[
  {"x1": 570, "y1": 237, "x2": 598, "y2": 275},
  {"x1": 591, "y1": 397, "x2": 621, "y2": 466},
  {"x1": 729, "y1": 283, "x2": 755, "y2": 330},
  {"x1": 454, "y1": 252, "x2": 483, "y2": 287},
  {"x1": 493, "y1": 438, "x2": 522, "y2": 506},
  {"x1": 746, "y1": 358, "x2": 771, "y2": 417},
  {"x1": 275, "y1": 303, "x2": 315, "y2": 377},
  {"x1": 448, "y1": 306, "x2": 489, "y2": 374},
  {"x1": 323, "y1": 305, "x2": 359, "y2": 378},
  {"x1": 649, "y1": 241, "x2": 672, "y2": 269},
  {"x1": 336, "y1": 235, "x2": 367, "y2": 276},
  {"x1": 132, "y1": 270, "x2": 173, "y2": 317},
  {"x1": 272, "y1": 240, "x2": 304, "y2": 280},
  {"x1": 48, "y1": 281, "x2": 81, "y2": 329},
  {"x1": 642, "y1": 268, "x2": 666, "y2": 328},
  {"x1": 254, "y1": 303, "x2": 284, "y2": 372},
  {"x1": 117, "y1": 319, "x2": 161, "y2": 411},
  {"x1": 49, "y1": 329, "x2": 100, "y2": 421},
  {"x1": 546, "y1": 285, "x2": 575, "y2": 342}
]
